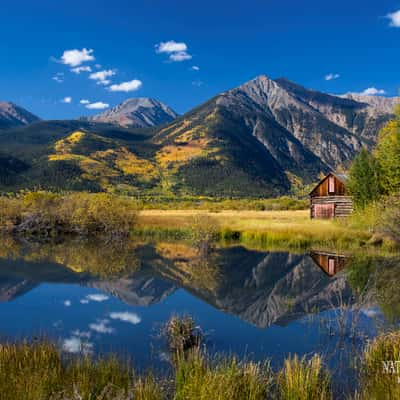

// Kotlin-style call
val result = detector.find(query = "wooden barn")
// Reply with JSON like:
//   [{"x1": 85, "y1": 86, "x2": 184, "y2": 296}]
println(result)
[
  {"x1": 310, "y1": 172, "x2": 353, "y2": 219},
  {"x1": 310, "y1": 251, "x2": 347, "y2": 277}
]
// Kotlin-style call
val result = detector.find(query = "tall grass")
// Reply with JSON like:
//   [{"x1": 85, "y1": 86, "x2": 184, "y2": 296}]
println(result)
[
  {"x1": 174, "y1": 349, "x2": 273, "y2": 400},
  {"x1": 359, "y1": 331, "x2": 400, "y2": 399},
  {"x1": 0, "y1": 341, "x2": 162, "y2": 400},
  {"x1": 5, "y1": 333, "x2": 400, "y2": 399},
  {"x1": 278, "y1": 354, "x2": 332, "y2": 400}
]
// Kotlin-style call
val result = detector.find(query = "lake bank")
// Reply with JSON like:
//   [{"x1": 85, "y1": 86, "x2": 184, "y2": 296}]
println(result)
[
  {"x1": 134, "y1": 209, "x2": 382, "y2": 251},
  {"x1": 1, "y1": 192, "x2": 397, "y2": 252}
]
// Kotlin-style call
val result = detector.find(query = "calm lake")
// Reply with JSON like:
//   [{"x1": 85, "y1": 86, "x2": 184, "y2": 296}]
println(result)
[{"x1": 0, "y1": 238, "x2": 398, "y2": 387}]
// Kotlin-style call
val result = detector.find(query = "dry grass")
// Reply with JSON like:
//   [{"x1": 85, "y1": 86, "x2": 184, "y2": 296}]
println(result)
[
  {"x1": 359, "y1": 331, "x2": 400, "y2": 399},
  {"x1": 136, "y1": 210, "x2": 370, "y2": 249},
  {"x1": 278, "y1": 354, "x2": 332, "y2": 400}
]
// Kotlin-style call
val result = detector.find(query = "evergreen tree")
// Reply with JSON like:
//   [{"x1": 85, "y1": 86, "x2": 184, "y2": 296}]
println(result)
[{"x1": 347, "y1": 148, "x2": 381, "y2": 209}]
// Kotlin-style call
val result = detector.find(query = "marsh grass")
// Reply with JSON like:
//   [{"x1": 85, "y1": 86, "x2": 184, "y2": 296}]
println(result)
[
  {"x1": 0, "y1": 341, "x2": 162, "y2": 400},
  {"x1": 137, "y1": 209, "x2": 373, "y2": 250},
  {"x1": 278, "y1": 354, "x2": 332, "y2": 400},
  {"x1": 359, "y1": 331, "x2": 400, "y2": 399},
  {"x1": 164, "y1": 315, "x2": 203, "y2": 354},
  {"x1": 174, "y1": 348, "x2": 273, "y2": 400}
]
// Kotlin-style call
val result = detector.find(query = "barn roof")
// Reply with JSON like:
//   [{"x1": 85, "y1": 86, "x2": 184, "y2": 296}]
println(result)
[{"x1": 309, "y1": 172, "x2": 348, "y2": 195}]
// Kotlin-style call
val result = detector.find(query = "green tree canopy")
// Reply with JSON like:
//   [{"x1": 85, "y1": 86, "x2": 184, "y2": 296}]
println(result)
[
  {"x1": 347, "y1": 148, "x2": 381, "y2": 209},
  {"x1": 374, "y1": 105, "x2": 400, "y2": 195}
]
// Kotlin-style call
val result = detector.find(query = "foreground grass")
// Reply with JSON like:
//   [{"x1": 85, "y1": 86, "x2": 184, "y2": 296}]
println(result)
[
  {"x1": 0, "y1": 341, "x2": 333, "y2": 400},
  {"x1": 0, "y1": 341, "x2": 162, "y2": 400},
  {"x1": 359, "y1": 331, "x2": 400, "y2": 399},
  {"x1": 5, "y1": 329, "x2": 400, "y2": 399}
]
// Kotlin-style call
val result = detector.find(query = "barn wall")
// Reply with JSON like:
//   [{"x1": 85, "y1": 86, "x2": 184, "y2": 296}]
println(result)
[
  {"x1": 311, "y1": 175, "x2": 346, "y2": 197},
  {"x1": 311, "y1": 196, "x2": 353, "y2": 218}
]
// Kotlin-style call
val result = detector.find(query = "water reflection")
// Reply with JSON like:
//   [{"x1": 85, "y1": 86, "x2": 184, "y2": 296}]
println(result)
[
  {"x1": 0, "y1": 237, "x2": 398, "y2": 373},
  {"x1": 310, "y1": 251, "x2": 348, "y2": 277}
]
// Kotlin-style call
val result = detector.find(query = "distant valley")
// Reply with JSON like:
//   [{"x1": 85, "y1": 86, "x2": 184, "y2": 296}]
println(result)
[{"x1": 0, "y1": 75, "x2": 397, "y2": 197}]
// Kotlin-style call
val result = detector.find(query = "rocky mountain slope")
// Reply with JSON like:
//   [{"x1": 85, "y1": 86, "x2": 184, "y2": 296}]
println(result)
[
  {"x1": 0, "y1": 77, "x2": 396, "y2": 196},
  {"x1": 0, "y1": 101, "x2": 40, "y2": 129},
  {"x1": 85, "y1": 98, "x2": 178, "y2": 128}
]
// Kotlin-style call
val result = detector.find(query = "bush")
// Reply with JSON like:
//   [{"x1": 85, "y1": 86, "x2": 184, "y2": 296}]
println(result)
[
  {"x1": 0, "y1": 191, "x2": 139, "y2": 238},
  {"x1": 377, "y1": 195, "x2": 400, "y2": 246}
]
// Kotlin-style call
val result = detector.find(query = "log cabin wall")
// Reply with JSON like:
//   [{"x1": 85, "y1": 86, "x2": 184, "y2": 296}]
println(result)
[
  {"x1": 310, "y1": 173, "x2": 353, "y2": 218},
  {"x1": 310, "y1": 196, "x2": 353, "y2": 218}
]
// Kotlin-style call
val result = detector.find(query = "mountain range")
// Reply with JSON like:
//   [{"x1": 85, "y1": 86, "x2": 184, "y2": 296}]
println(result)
[{"x1": 0, "y1": 75, "x2": 397, "y2": 197}]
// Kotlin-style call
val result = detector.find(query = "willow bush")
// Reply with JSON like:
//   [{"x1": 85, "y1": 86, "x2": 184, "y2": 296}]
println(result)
[{"x1": 0, "y1": 191, "x2": 139, "y2": 238}]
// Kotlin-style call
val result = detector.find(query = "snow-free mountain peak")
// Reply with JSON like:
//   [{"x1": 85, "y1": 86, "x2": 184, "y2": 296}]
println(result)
[
  {"x1": 0, "y1": 101, "x2": 41, "y2": 129},
  {"x1": 86, "y1": 97, "x2": 178, "y2": 128}
]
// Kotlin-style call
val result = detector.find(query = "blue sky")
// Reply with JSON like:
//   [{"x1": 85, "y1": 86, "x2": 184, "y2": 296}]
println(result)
[{"x1": 1, "y1": 0, "x2": 399, "y2": 119}]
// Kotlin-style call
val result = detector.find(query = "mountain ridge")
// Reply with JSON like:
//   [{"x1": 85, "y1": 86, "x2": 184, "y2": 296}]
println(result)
[
  {"x1": 83, "y1": 97, "x2": 178, "y2": 128},
  {"x1": 0, "y1": 101, "x2": 41, "y2": 130},
  {"x1": 0, "y1": 76, "x2": 397, "y2": 196}
]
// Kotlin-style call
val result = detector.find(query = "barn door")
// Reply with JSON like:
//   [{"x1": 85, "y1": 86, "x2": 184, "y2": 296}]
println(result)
[
  {"x1": 314, "y1": 203, "x2": 335, "y2": 219},
  {"x1": 328, "y1": 176, "x2": 335, "y2": 194},
  {"x1": 328, "y1": 257, "x2": 336, "y2": 275}
]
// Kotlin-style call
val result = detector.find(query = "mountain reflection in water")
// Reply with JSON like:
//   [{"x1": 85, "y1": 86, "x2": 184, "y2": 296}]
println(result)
[{"x1": 0, "y1": 238, "x2": 398, "y2": 374}]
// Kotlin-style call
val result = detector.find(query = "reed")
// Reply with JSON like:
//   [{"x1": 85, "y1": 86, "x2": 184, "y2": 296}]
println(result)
[
  {"x1": 277, "y1": 354, "x2": 332, "y2": 400},
  {"x1": 174, "y1": 349, "x2": 273, "y2": 400},
  {"x1": 359, "y1": 331, "x2": 400, "y2": 399},
  {"x1": 0, "y1": 341, "x2": 162, "y2": 400}
]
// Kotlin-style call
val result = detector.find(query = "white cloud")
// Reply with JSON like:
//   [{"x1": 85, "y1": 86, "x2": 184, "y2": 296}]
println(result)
[
  {"x1": 109, "y1": 79, "x2": 142, "y2": 92},
  {"x1": 80, "y1": 299, "x2": 89, "y2": 304},
  {"x1": 97, "y1": 80, "x2": 111, "y2": 86},
  {"x1": 89, "y1": 319, "x2": 114, "y2": 334},
  {"x1": 325, "y1": 73, "x2": 340, "y2": 81},
  {"x1": 80, "y1": 99, "x2": 90, "y2": 105},
  {"x1": 362, "y1": 308, "x2": 379, "y2": 318},
  {"x1": 192, "y1": 80, "x2": 204, "y2": 87},
  {"x1": 62, "y1": 337, "x2": 93, "y2": 354},
  {"x1": 85, "y1": 294, "x2": 109, "y2": 302},
  {"x1": 387, "y1": 10, "x2": 400, "y2": 27},
  {"x1": 52, "y1": 72, "x2": 64, "y2": 83},
  {"x1": 356, "y1": 87, "x2": 386, "y2": 96},
  {"x1": 155, "y1": 40, "x2": 192, "y2": 62},
  {"x1": 71, "y1": 330, "x2": 91, "y2": 338},
  {"x1": 169, "y1": 51, "x2": 192, "y2": 62},
  {"x1": 109, "y1": 311, "x2": 141, "y2": 325},
  {"x1": 191, "y1": 65, "x2": 200, "y2": 71},
  {"x1": 60, "y1": 48, "x2": 95, "y2": 67},
  {"x1": 85, "y1": 102, "x2": 109, "y2": 110},
  {"x1": 71, "y1": 66, "x2": 92, "y2": 74},
  {"x1": 62, "y1": 96, "x2": 72, "y2": 104},
  {"x1": 156, "y1": 40, "x2": 188, "y2": 53},
  {"x1": 89, "y1": 69, "x2": 115, "y2": 84},
  {"x1": 63, "y1": 300, "x2": 71, "y2": 307}
]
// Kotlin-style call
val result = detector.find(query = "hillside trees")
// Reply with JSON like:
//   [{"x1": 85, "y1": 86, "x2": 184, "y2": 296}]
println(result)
[
  {"x1": 374, "y1": 105, "x2": 400, "y2": 195},
  {"x1": 347, "y1": 148, "x2": 381, "y2": 209}
]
